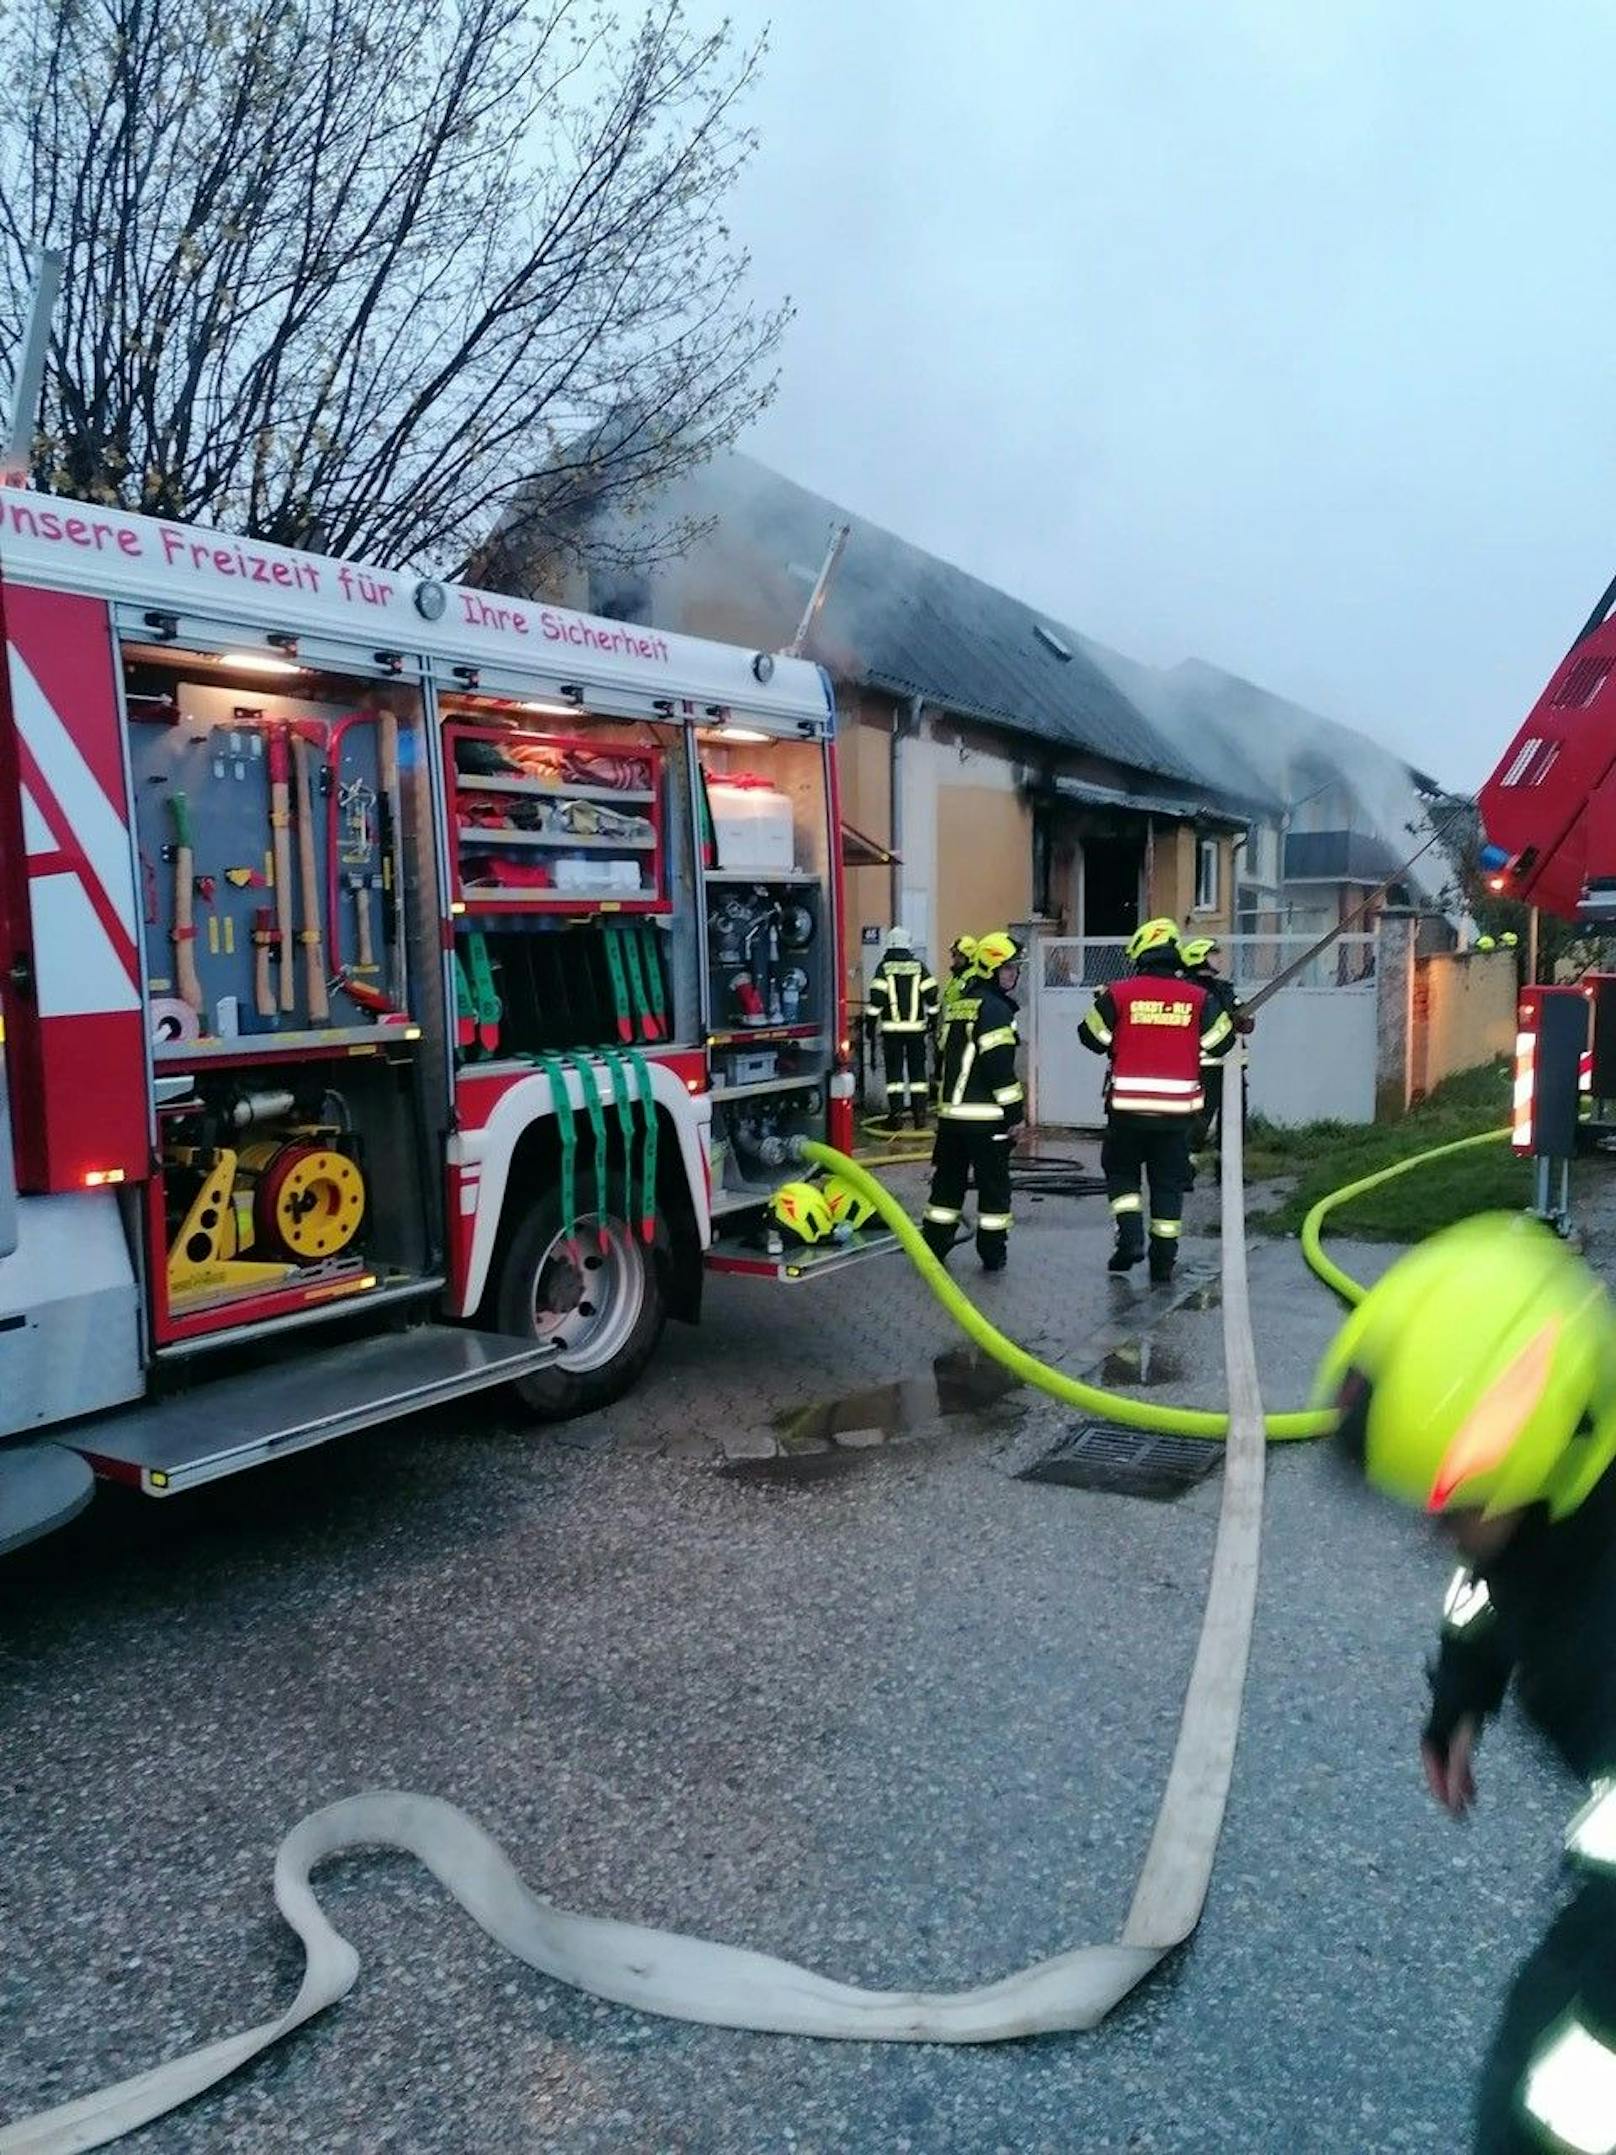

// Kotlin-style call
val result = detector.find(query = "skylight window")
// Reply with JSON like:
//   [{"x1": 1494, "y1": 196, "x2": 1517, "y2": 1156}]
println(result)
[{"x1": 1034, "y1": 623, "x2": 1072, "y2": 661}]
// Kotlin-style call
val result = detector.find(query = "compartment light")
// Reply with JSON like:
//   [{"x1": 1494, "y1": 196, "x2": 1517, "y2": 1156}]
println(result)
[
  {"x1": 83, "y1": 1167, "x2": 126, "y2": 1186},
  {"x1": 220, "y1": 652, "x2": 304, "y2": 675},
  {"x1": 519, "y1": 698, "x2": 579, "y2": 717}
]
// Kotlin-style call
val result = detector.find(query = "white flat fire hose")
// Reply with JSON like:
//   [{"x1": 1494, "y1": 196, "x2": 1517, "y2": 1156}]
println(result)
[{"x1": 0, "y1": 1073, "x2": 1268, "y2": 2152}]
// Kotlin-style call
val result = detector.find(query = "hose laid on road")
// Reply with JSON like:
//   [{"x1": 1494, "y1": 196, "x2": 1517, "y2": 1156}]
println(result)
[
  {"x1": 0, "y1": 1102, "x2": 1505, "y2": 2153},
  {"x1": 800, "y1": 1140, "x2": 1332, "y2": 1442},
  {"x1": 1297, "y1": 1127, "x2": 1511, "y2": 1308},
  {"x1": 0, "y1": 1086, "x2": 1278, "y2": 2155}
]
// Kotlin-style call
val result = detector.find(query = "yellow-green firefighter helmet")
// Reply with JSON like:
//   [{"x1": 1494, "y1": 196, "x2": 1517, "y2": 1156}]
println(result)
[
  {"x1": 820, "y1": 1173, "x2": 877, "y2": 1232},
  {"x1": 972, "y1": 929, "x2": 1021, "y2": 975},
  {"x1": 769, "y1": 1181, "x2": 835, "y2": 1246},
  {"x1": 1313, "y1": 1213, "x2": 1616, "y2": 1522},
  {"x1": 1128, "y1": 917, "x2": 1182, "y2": 964},
  {"x1": 1180, "y1": 935, "x2": 1219, "y2": 968}
]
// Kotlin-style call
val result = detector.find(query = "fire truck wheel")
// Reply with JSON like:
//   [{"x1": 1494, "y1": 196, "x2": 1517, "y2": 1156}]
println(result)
[{"x1": 496, "y1": 1193, "x2": 666, "y2": 1419}]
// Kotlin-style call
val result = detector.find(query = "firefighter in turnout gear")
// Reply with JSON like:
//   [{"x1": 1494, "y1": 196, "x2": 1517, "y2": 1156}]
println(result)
[
  {"x1": 1317, "y1": 1215, "x2": 1616, "y2": 2154},
  {"x1": 867, "y1": 926, "x2": 939, "y2": 1131},
  {"x1": 934, "y1": 933, "x2": 979, "y2": 1100},
  {"x1": 1079, "y1": 917, "x2": 1235, "y2": 1281},
  {"x1": 1179, "y1": 935, "x2": 1253, "y2": 1153},
  {"x1": 922, "y1": 930, "x2": 1023, "y2": 1271}
]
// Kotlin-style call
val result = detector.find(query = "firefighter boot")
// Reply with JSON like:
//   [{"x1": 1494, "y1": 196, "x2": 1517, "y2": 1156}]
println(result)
[
  {"x1": 1149, "y1": 1227, "x2": 1178, "y2": 1284},
  {"x1": 1108, "y1": 1211, "x2": 1145, "y2": 1273}
]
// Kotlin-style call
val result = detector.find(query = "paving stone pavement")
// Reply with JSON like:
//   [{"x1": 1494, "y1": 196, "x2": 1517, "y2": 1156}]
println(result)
[{"x1": 550, "y1": 1143, "x2": 1192, "y2": 1469}]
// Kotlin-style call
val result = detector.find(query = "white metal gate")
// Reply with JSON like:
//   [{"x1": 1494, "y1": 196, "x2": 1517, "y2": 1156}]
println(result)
[{"x1": 1027, "y1": 933, "x2": 1379, "y2": 1129}]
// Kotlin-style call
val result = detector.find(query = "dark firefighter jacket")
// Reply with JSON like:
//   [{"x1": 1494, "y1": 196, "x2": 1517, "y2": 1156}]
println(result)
[
  {"x1": 867, "y1": 953, "x2": 939, "y2": 1034},
  {"x1": 936, "y1": 979, "x2": 1024, "y2": 1127},
  {"x1": 1426, "y1": 1462, "x2": 1616, "y2": 1783},
  {"x1": 1185, "y1": 963, "x2": 1251, "y2": 1067},
  {"x1": 1077, "y1": 953, "x2": 1235, "y2": 1115}
]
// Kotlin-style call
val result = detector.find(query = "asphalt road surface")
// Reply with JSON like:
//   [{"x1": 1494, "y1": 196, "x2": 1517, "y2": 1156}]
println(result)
[{"x1": 0, "y1": 1198, "x2": 1576, "y2": 2152}]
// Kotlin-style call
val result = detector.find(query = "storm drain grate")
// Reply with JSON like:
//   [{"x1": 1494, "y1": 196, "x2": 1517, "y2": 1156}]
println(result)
[{"x1": 1016, "y1": 1418, "x2": 1223, "y2": 1503}]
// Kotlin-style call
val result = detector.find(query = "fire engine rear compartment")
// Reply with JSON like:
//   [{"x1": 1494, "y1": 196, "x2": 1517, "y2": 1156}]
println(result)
[
  {"x1": 0, "y1": 531, "x2": 887, "y2": 1539},
  {"x1": 121, "y1": 638, "x2": 450, "y2": 1345}
]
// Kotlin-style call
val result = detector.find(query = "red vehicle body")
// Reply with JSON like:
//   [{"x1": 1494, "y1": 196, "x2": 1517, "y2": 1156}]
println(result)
[{"x1": 0, "y1": 491, "x2": 889, "y2": 1551}]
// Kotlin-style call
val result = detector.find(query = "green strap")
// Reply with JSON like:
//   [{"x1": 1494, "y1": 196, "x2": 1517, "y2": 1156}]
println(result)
[
  {"x1": 600, "y1": 1048, "x2": 638, "y2": 1226},
  {"x1": 538, "y1": 1054, "x2": 578, "y2": 1245},
  {"x1": 618, "y1": 926, "x2": 657, "y2": 1042},
  {"x1": 465, "y1": 932, "x2": 501, "y2": 1054},
  {"x1": 569, "y1": 1051, "x2": 611, "y2": 1248},
  {"x1": 635, "y1": 924, "x2": 668, "y2": 1040},
  {"x1": 601, "y1": 928, "x2": 633, "y2": 1043},
  {"x1": 627, "y1": 1049, "x2": 658, "y2": 1242},
  {"x1": 453, "y1": 953, "x2": 475, "y2": 1057}
]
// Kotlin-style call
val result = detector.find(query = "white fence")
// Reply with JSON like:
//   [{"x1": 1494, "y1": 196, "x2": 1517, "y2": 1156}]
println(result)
[{"x1": 1028, "y1": 933, "x2": 1379, "y2": 1129}]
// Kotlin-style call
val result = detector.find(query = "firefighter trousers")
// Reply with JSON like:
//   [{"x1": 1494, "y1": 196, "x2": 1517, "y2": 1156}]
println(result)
[
  {"x1": 881, "y1": 1031, "x2": 930, "y2": 1126},
  {"x1": 1473, "y1": 1875, "x2": 1616, "y2": 2152},
  {"x1": 1101, "y1": 1113, "x2": 1192, "y2": 1258},
  {"x1": 923, "y1": 1120, "x2": 1013, "y2": 1266}
]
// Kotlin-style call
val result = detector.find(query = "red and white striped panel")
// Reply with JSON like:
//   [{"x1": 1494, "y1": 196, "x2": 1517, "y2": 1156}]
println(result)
[{"x1": 0, "y1": 584, "x2": 147, "y2": 1189}]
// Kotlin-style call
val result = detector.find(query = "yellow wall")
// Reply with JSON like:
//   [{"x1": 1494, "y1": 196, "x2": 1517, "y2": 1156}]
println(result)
[
  {"x1": 1146, "y1": 828, "x2": 1235, "y2": 935},
  {"x1": 839, "y1": 707, "x2": 895, "y2": 1005},
  {"x1": 1417, "y1": 950, "x2": 1517, "y2": 1096},
  {"x1": 936, "y1": 785, "x2": 1033, "y2": 961}
]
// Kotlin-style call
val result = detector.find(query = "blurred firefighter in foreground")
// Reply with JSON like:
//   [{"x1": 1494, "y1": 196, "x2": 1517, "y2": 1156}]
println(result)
[
  {"x1": 1178, "y1": 934, "x2": 1253, "y2": 1155},
  {"x1": 1079, "y1": 918, "x2": 1234, "y2": 1281},
  {"x1": 1317, "y1": 1213, "x2": 1616, "y2": 2154},
  {"x1": 922, "y1": 931, "x2": 1023, "y2": 1272},
  {"x1": 866, "y1": 926, "x2": 939, "y2": 1131}
]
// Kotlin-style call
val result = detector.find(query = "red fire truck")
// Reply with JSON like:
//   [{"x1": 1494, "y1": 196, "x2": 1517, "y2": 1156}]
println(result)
[
  {"x1": 1478, "y1": 570, "x2": 1616, "y2": 1173},
  {"x1": 0, "y1": 491, "x2": 890, "y2": 1552}
]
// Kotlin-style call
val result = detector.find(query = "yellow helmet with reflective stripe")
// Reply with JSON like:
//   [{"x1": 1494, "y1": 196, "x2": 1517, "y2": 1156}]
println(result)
[
  {"x1": 1313, "y1": 1213, "x2": 1616, "y2": 1522},
  {"x1": 1128, "y1": 917, "x2": 1182, "y2": 964},
  {"x1": 973, "y1": 929, "x2": 1021, "y2": 975},
  {"x1": 820, "y1": 1173, "x2": 877, "y2": 1232},
  {"x1": 769, "y1": 1181, "x2": 834, "y2": 1246},
  {"x1": 1180, "y1": 935, "x2": 1219, "y2": 968},
  {"x1": 951, "y1": 933, "x2": 978, "y2": 964}
]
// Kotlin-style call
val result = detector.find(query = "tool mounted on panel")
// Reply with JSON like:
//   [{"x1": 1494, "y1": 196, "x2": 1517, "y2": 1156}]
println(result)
[{"x1": 166, "y1": 791, "x2": 204, "y2": 1015}]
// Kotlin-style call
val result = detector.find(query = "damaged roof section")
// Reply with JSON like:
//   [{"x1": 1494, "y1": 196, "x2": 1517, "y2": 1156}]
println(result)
[{"x1": 579, "y1": 452, "x2": 1215, "y2": 791}]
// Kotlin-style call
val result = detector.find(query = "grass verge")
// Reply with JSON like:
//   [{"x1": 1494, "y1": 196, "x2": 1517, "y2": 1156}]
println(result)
[{"x1": 1247, "y1": 1061, "x2": 1526, "y2": 1240}]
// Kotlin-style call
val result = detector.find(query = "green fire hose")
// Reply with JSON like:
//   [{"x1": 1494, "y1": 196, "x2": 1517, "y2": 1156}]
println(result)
[
  {"x1": 1297, "y1": 1127, "x2": 1511, "y2": 1308},
  {"x1": 801, "y1": 1141, "x2": 1331, "y2": 1442},
  {"x1": 799, "y1": 1126, "x2": 1512, "y2": 1443}
]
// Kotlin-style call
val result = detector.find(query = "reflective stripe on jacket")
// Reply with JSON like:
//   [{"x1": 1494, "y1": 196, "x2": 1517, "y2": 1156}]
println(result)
[
  {"x1": 1080, "y1": 972, "x2": 1233, "y2": 1116},
  {"x1": 868, "y1": 956, "x2": 940, "y2": 1033},
  {"x1": 937, "y1": 984, "x2": 1023, "y2": 1124}
]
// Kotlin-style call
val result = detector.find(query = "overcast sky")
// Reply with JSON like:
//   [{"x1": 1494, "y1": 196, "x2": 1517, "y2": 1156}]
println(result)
[{"x1": 708, "y1": 0, "x2": 1616, "y2": 788}]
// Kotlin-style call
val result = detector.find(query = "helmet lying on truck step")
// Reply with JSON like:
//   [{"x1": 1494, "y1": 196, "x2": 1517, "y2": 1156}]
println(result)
[
  {"x1": 1315, "y1": 1213, "x2": 1616, "y2": 1522},
  {"x1": 769, "y1": 1181, "x2": 835, "y2": 1246},
  {"x1": 819, "y1": 1173, "x2": 878, "y2": 1233}
]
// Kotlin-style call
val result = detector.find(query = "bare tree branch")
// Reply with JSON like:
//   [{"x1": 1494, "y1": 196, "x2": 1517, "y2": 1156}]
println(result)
[{"x1": 0, "y1": 0, "x2": 786, "y2": 569}]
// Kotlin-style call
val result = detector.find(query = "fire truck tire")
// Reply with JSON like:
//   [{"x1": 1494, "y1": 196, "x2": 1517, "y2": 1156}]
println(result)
[{"x1": 495, "y1": 1192, "x2": 666, "y2": 1420}]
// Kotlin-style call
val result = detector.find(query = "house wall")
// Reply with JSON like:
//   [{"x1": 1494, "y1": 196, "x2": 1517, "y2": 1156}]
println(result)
[
  {"x1": 901, "y1": 718, "x2": 1031, "y2": 968},
  {"x1": 837, "y1": 698, "x2": 896, "y2": 1012},
  {"x1": 1149, "y1": 826, "x2": 1235, "y2": 934},
  {"x1": 1415, "y1": 950, "x2": 1517, "y2": 1098}
]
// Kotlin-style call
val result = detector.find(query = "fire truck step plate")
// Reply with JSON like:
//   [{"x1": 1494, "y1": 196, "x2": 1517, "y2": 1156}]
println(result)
[
  {"x1": 705, "y1": 1225, "x2": 900, "y2": 1282},
  {"x1": 73, "y1": 1328, "x2": 561, "y2": 1496},
  {"x1": 0, "y1": 1441, "x2": 96, "y2": 1555}
]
